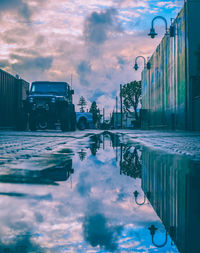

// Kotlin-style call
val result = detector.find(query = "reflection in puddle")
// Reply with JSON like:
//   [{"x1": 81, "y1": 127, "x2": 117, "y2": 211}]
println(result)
[
  {"x1": 83, "y1": 213, "x2": 123, "y2": 252},
  {"x1": 0, "y1": 158, "x2": 73, "y2": 185},
  {"x1": 142, "y1": 147, "x2": 200, "y2": 253},
  {"x1": 0, "y1": 234, "x2": 44, "y2": 253},
  {"x1": 0, "y1": 131, "x2": 198, "y2": 252}
]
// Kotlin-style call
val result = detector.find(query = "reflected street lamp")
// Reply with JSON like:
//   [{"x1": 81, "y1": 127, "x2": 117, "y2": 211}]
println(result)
[
  {"x1": 133, "y1": 190, "x2": 150, "y2": 206},
  {"x1": 148, "y1": 225, "x2": 176, "y2": 248},
  {"x1": 148, "y1": 224, "x2": 168, "y2": 248},
  {"x1": 148, "y1": 16, "x2": 170, "y2": 39}
]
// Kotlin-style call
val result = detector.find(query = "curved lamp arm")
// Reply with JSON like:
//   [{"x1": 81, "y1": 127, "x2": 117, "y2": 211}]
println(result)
[
  {"x1": 133, "y1": 190, "x2": 147, "y2": 205},
  {"x1": 148, "y1": 16, "x2": 169, "y2": 38},
  {"x1": 135, "y1": 56, "x2": 146, "y2": 65},
  {"x1": 133, "y1": 56, "x2": 146, "y2": 71},
  {"x1": 151, "y1": 16, "x2": 168, "y2": 32}
]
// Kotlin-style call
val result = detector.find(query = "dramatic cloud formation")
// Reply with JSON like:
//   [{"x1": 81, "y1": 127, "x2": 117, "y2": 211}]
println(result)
[
  {"x1": 84, "y1": 8, "x2": 122, "y2": 44},
  {"x1": 0, "y1": 0, "x2": 184, "y2": 115},
  {"x1": 77, "y1": 60, "x2": 92, "y2": 86},
  {"x1": 0, "y1": 0, "x2": 31, "y2": 21},
  {"x1": 11, "y1": 55, "x2": 53, "y2": 72}
]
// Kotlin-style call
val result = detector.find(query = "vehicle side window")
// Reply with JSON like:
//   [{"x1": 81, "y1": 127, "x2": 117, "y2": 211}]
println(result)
[{"x1": 31, "y1": 85, "x2": 35, "y2": 92}]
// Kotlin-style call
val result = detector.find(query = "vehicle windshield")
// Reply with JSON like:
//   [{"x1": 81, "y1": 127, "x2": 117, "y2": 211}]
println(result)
[{"x1": 30, "y1": 82, "x2": 68, "y2": 95}]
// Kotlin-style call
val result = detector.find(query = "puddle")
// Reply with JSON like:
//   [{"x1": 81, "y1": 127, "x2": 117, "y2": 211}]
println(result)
[{"x1": 0, "y1": 131, "x2": 199, "y2": 252}]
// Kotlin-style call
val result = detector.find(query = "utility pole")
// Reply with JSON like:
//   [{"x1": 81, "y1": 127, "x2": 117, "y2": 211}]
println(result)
[
  {"x1": 103, "y1": 108, "x2": 105, "y2": 122},
  {"x1": 120, "y1": 84, "x2": 123, "y2": 129},
  {"x1": 116, "y1": 96, "x2": 118, "y2": 129},
  {"x1": 70, "y1": 74, "x2": 73, "y2": 88}
]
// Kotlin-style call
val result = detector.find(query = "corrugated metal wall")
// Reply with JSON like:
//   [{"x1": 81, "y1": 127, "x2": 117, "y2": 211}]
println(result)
[
  {"x1": 186, "y1": 0, "x2": 200, "y2": 131},
  {"x1": 0, "y1": 69, "x2": 17, "y2": 128},
  {"x1": 141, "y1": 7, "x2": 187, "y2": 130},
  {"x1": 141, "y1": 148, "x2": 200, "y2": 253},
  {"x1": 0, "y1": 69, "x2": 29, "y2": 128}
]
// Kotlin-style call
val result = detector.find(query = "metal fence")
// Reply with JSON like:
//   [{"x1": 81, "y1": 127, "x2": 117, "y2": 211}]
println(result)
[
  {"x1": 0, "y1": 69, "x2": 29, "y2": 128},
  {"x1": 141, "y1": 7, "x2": 186, "y2": 130}
]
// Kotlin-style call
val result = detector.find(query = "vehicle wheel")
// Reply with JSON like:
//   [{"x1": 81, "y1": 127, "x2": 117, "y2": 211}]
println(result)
[
  {"x1": 29, "y1": 114, "x2": 37, "y2": 131},
  {"x1": 16, "y1": 111, "x2": 28, "y2": 131},
  {"x1": 61, "y1": 108, "x2": 70, "y2": 132},
  {"x1": 38, "y1": 118, "x2": 48, "y2": 130},
  {"x1": 78, "y1": 118, "x2": 86, "y2": 130}
]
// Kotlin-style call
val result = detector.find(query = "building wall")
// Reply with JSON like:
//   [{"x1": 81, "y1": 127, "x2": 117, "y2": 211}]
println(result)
[
  {"x1": 186, "y1": 0, "x2": 200, "y2": 130},
  {"x1": 141, "y1": 0, "x2": 200, "y2": 130},
  {"x1": 0, "y1": 69, "x2": 29, "y2": 128},
  {"x1": 112, "y1": 112, "x2": 136, "y2": 129}
]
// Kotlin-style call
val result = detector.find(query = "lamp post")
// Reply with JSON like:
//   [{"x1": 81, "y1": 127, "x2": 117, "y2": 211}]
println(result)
[
  {"x1": 148, "y1": 16, "x2": 171, "y2": 39},
  {"x1": 133, "y1": 56, "x2": 147, "y2": 71}
]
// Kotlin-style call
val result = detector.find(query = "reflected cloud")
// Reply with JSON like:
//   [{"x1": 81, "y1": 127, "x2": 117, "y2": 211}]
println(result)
[
  {"x1": 82, "y1": 213, "x2": 123, "y2": 252},
  {"x1": 76, "y1": 171, "x2": 91, "y2": 197},
  {"x1": 0, "y1": 234, "x2": 44, "y2": 253}
]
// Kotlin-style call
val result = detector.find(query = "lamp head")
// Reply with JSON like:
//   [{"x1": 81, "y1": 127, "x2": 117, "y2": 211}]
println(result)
[
  {"x1": 169, "y1": 25, "x2": 175, "y2": 37},
  {"x1": 147, "y1": 62, "x2": 151, "y2": 70},
  {"x1": 148, "y1": 28, "x2": 157, "y2": 39},
  {"x1": 133, "y1": 63, "x2": 139, "y2": 71},
  {"x1": 133, "y1": 190, "x2": 139, "y2": 198},
  {"x1": 148, "y1": 225, "x2": 157, "y2": 236}
]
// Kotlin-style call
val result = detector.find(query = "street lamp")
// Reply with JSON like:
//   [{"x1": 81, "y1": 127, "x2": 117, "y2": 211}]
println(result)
[
  {"x1": 134, "y1": 56, "x2": 151, "y2": 71},
  {"x1": 133, "y1": 190, "x2": 150, "y2": 206},
  {"x1": 148, "y1": 16, "x2": 171, "y2": 39},
  {"x1": 133, "y1": 56, "x2": 147, "y2": 71}
]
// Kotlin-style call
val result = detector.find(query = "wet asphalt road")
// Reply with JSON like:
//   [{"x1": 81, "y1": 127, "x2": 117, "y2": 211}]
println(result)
[{"x1": 0, "y1": 130, "x2": 199, "y2": 253}]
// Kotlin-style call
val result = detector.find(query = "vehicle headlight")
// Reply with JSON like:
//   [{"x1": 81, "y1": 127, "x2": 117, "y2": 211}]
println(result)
[
  {"x1": 51, "y1": 97, "x2": 56, "y2": 103},
  {"x1": 29, "y1": 97, "x2": 34, "y2": 103}
]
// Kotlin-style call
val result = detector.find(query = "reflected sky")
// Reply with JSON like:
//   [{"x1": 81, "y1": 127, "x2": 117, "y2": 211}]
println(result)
[{"x1": 0, "y1": 132, "x2": 188, "y2": 252}]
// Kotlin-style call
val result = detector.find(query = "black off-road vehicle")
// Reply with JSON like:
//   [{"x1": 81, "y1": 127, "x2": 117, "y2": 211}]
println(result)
[{"x1": 26, "y1": 81, "x2": 76, "y2": 131}]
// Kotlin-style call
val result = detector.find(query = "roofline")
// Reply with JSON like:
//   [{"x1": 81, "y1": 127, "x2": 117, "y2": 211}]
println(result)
[{"x1": 31, "y1": 81, "x2": 70, "y2": 85}]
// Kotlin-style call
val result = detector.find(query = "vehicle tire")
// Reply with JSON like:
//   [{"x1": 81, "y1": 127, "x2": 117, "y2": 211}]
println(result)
[
  {"x1": 16, "y1": 111, "x2": 28, "y2": 131},
  {"x1": 29, "y1": 114, "x2": 37, "y2": 131},
  {"x1": 77, "y1": 118, "x2": 86, "y2": 130},
  {"x1": 38, "y1": 117, "x2": 48, "y2": 130},
  {"x1": 61, "y1": 108, "x2": 70, "y2": 132}
]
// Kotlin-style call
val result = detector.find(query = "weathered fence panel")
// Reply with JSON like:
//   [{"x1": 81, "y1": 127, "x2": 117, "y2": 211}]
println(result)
[
  {"x1": 0, "y1": 69, "x2": 29, "y2": 128},
  {"x1": 141, "y1": 1, "x2": 200, "y2": 131}
]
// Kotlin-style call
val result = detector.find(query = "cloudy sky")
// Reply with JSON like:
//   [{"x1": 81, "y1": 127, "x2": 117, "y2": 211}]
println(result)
[{"x1": 0, "y1": 0, "x2": 184, "y2": 115}]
